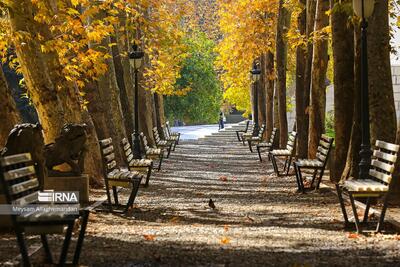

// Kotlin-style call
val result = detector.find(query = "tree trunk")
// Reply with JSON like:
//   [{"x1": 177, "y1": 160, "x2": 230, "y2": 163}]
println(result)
[
  {"x1": 111, "y1": 35, "x2": 135, "y2": 138},
  {"x1": 0, "y1": 67, "x2": 20, "y2": 146},
  {"x1": 331, "y1": 0, "x2": 354, "y2": 181},
  {"x1": 303, "y1": 0, "x2": 317, "y2": 156},
  {"x1": 265, "y1": 52, "x2": 275, "y2": 139},
  {"x1": 258, "y1": 55, "x2": 267, "y2": 131},
  {"x1": 275, "y1": 0, "x2": 289, "y2": 147},
  {"x1": 368, "y1": 0, "x2": 396, "y2": 144},
  {"x1": 137, "y1": 70, "x2": 156, "y2": 145},
  {"x1": 307, "y1": 0, "x2": 329, "y2": 158},
  {"x1": 341, "y1": 23, "x2": 361, "y2": 181},
  {"x1": 7, "y1": 0, "x2": 67, "y2": 143},
  {"x1": 93, "y1": 38, "x2": 127, "y2": 163},
  {"x1": 295, "y1": 0, "x2": 307, "y2": 158},
  {"x1": 154, "y1": 93, "x2": 166, "y2": 138},
  {"x1": 273, "y1": 86, "x2": 280, "y2": 132}
]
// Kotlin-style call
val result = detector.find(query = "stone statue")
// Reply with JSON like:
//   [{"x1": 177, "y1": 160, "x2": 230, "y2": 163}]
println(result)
[
  {"x1": 44, "y1": 123, "x2": 88, "y2": 176},
  {"x1": 1, "y1": 123, "x2": 46, "y2": 188}
]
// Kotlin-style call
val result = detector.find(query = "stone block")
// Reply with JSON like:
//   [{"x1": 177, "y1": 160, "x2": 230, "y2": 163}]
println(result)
[{"x1": 44, "y1": 175, "x2": 89, "y2": 204}]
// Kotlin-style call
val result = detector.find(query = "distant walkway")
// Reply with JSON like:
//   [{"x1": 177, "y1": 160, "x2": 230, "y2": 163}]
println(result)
[{"x1": 171, "y1": 123, "x2": 235, "y2": 140}]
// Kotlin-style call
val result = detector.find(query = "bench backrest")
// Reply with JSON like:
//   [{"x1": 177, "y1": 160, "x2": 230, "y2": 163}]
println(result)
[
  {"x1": 286, "y1": 131, "x2": 297, "y2": 153},
  {"x1": 99, "y1": 138, "x2": 117, "y2": 174},
  {"x1": 152, "y1": 127, "x2": 162, "y2": 144},
  {"x1": 269, "y1": 128, "x2": 277, "y2": 144},
  {"x1": 161, "y1": 126, "x2": 170, "y2": 139},
  {"x1": 0, "y1": 153, "x2": 40, "y2": 207},
  {"x1": 121, "y1": 138, "x2": 134, "y2": 165},
  {"x1": 257, "y1": 124, "x2": 266, "y2": 138},
  {"x1": 369, "y1": 140, "x2": 399, "y2": 185},
  {"x1": 316, "y1": 135, "x2": 334, "y2": 167},
  {"x1": 166, "y1": 121, "x2": 173, "y2": 136},
  {"x1": 139, "y1": 133, "x2": 151, "y2": 153}
]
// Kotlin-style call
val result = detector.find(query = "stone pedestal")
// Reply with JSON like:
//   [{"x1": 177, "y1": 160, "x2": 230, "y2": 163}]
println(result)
[
  {"x1": 0, "y1": 194, "x2": 12, "y2": 229},
  {"x1": 44, "y1": 174, "x2": 89, "y2": 204}
]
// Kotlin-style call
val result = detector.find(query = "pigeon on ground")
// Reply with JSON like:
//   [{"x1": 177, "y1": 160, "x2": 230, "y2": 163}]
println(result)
[{"x1": 208, "y1": 198, "x2": 216, "y2": 209}]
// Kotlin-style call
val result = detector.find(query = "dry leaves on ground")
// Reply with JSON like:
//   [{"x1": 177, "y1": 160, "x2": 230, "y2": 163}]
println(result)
[
  {"x1": 219, "y1": 176, "x2": 228, "y2": 182},
  {"x1": 143, "y1": 234, "x2": 156, "y2": 241},
  {"x1": 348, "y1": 233, "x2": 359, "y2": 239},
  {"x1": 220, "y1": 236, "x2": 231, "y2": 244}
]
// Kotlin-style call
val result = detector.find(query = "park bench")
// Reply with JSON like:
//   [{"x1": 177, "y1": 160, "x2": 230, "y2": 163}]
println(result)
[
  {"x1": 293, "y1": 135, "x2": 334, "y2": 193},
  {"x1": 99, "y1": 138, "x2": 143, "y2": 213},
  {"x1": 269, "y1": 131, "x2": 297, "y2": 176},
  {"x1": 256, "y1": 127, "x2": 278, "y2": 162},
  {"x1": 0, "y1": 153, "x2": 90, "y2": 266},
  {"x1": 336, "y1": 140, "x2": 399, "y2": 233},
  {"x1": 162, "y1": 125, "x2": 179, "y2": 151},
  {"x1": 244, "y1": 124, "x2": 266, "y2": 152},
  {"x1": 166, "y1": 121, "x2": 181, "y2": 145},
  {"x1": 121, "y1": 138, "x2": 153, "y2": 186},
  {"x1": 140, "y1": 133, "x2": 164, "y2": 171},
  {"x1": 153, "y1": 127, "x2": 173, "y2": 158},
  {"x1": 236, "y1": 120, "x2": 251, "y2": 142}
]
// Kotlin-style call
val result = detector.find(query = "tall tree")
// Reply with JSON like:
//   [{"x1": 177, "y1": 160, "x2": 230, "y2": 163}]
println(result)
[
  {"x1": 295, "y1": 0, "x2": 308, "y2": 158},
  {"x1": 258, "y1": 55, "x2": 267, "y2": 130},
  {"x1": 275, "y1": 0, "x2": 289, "y2": 147},
  {"x1": 265, "y1": 52, "x2": 275, "y2": 139},
  {"x1": 331, "y1": 0, "x2": 354, "y2": 181},
  {"x1": 154, "y1": 93, "x2": 166, "y2": 138},
  {"x1": 0, "y1": 67, "x2": 20, "y2": 145},
  {"x1": 368, "y1": 0, "x2": 396, "y2": 143},
  {"x1": 302, "y1": 0, "x2": 317, "y2": 156},
  {"x1": 308, "y1": 0, "x2": 329, "y2": 157}
]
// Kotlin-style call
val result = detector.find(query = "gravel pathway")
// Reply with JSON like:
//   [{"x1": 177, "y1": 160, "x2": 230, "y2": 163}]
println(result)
[{"x1": 1, "y1": 127, "x2": 400, "y2": 266}]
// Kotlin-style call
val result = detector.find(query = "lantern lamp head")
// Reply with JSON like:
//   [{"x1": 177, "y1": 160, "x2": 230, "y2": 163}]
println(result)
[
  {"x1": 353, "y1": 0, "x2": 375, "y2": 19},
  {"x1": 250, "y1": 62, "x2": 261, "y2": 82},
  {"x1": 129, "y1": 44, "x2": 144, "y2": 70}
]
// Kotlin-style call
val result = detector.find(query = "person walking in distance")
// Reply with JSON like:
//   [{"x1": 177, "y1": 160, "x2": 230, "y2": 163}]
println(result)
[{"x1": 219, "y1": 111, "x2": 225, "y2": 130}]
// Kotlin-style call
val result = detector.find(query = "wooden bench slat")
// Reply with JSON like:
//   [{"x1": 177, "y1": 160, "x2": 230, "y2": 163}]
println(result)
[
  {"x1": 317, "y1": 146, "x2": 329, "y2": 156},
  {"x1": 121, "y1": 138, "x2": 129, "y2": 145},
  {"x1": 10, "y1": 178, "x2": 39, "y2": 195},
  {"x1": 0, "y1": 153, "x2": 32, "y2": 167},
  {"x1": 102, "y1": 146, "x2": 114, "y2": 155},
  {"x1": 99, "y1": 138, "x2": 112, "y2": 147},
  {"x1": 3, "y1": 166, "x2": 36, "y2": 181},
  {"x1": 107, "y1": 160, "x2": 117, "y2": 170},
  {"x1": 105, "y1": 153, "x2": 115, "y2": 163},
  {"x1": 375, "y1": 140, "x2": 400, "y2": 153},
  {"x1": 12, "y1": 191, "x2": 38, "y2": 206},
  {"x1": 320, "y1": 140, "x2": 330, "y2": 149},
  {"x1": 373, "y1": 150, "x2": 397, "y2": 163},
  {"x1": 371, "y1": 159, "x2": 394, "y2": 173},
  {"x1": 369, "y1": 169, "x2": 392, "y2": 184}
]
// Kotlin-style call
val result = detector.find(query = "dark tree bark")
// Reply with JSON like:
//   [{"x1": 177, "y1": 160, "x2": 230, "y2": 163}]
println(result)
[
  {"x1": 258, "y1": 55, "x2": 267, "y2": 131},
  {"x1": 368, "y1": 0, "x2": 396, "y2": 144},
  {"x1": 295, "y1": 0, "x2": 307, "y2": 158},
  {"x1": 111, "y1": 35, "x2": 135, "y2": 137},
  {"x1": 275, "y1": 0, "x2": 289, "y2": 147},
  {"x1": 331, "y1": 0, "x2": 354, "y2": 181},
  {"x1": 341, "y1": 23, "x2": 361, "y2": 181},
  {"x1": 265, "y1": 52, "x2": 275, "y2": 139},
  {"x1": 303, "y1": 0, "x2": 317, "y2": 155},
  {"x1": 154, "y1": 93, "x2": 166, "y2": 139},
  {"x1": 308, "y1": 0, "x2": 329, "y2": 158},
  {"x1": 0, "y1": 67, "x2": 20, "y2": 146},
  {"x1": 273, "y1": 86, "x2": 280, "y2": 132}
]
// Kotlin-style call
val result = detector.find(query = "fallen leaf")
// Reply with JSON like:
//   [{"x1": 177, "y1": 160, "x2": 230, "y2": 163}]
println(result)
[
  {"x1": 143, "y1": 234, "x2": 156, "y2": 241},
  {"x1": 224, "y1": 225, "x2": 229, "y2": 232},
  {"x1": 245, "y1": 215, "x2": 255, "y2": 223},
  {"x1": 219, "y1": 176, "x2": 228, "y2": 182},
  {"x1": 395, "y1": 235, "x2": 400, "y2": 240},
  {"x1": 195, "y1": 192, "x2": 205, "y2": 197},
  {"x1": 169, "y1": 216, "x2": 180, "y2": 224},
  {"x1": 348, "y1": 233, "x2": 359, "y2": 239},
  {"x1": 220, "y1": 236, "x2": 231, "y2": 244}
]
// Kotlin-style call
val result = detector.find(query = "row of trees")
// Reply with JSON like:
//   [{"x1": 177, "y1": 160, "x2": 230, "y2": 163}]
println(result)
[
  {"x1": 0, "y1": 0, "x2": 200, "y2": 184},
  {"x1": 216, "y1": 0, "x2": 399, "y2": 195}
]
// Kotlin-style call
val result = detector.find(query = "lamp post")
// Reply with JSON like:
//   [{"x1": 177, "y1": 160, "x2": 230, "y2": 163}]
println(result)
[
  {"x1": 129, "y1": 44, "x2": 145, "y2": 159},
  {"x1": 250, "y1": 62, "x2": 261, "y2": 135},
  {"x1": 353, "y1": 0, "x2": 374, "y2": 179}
]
